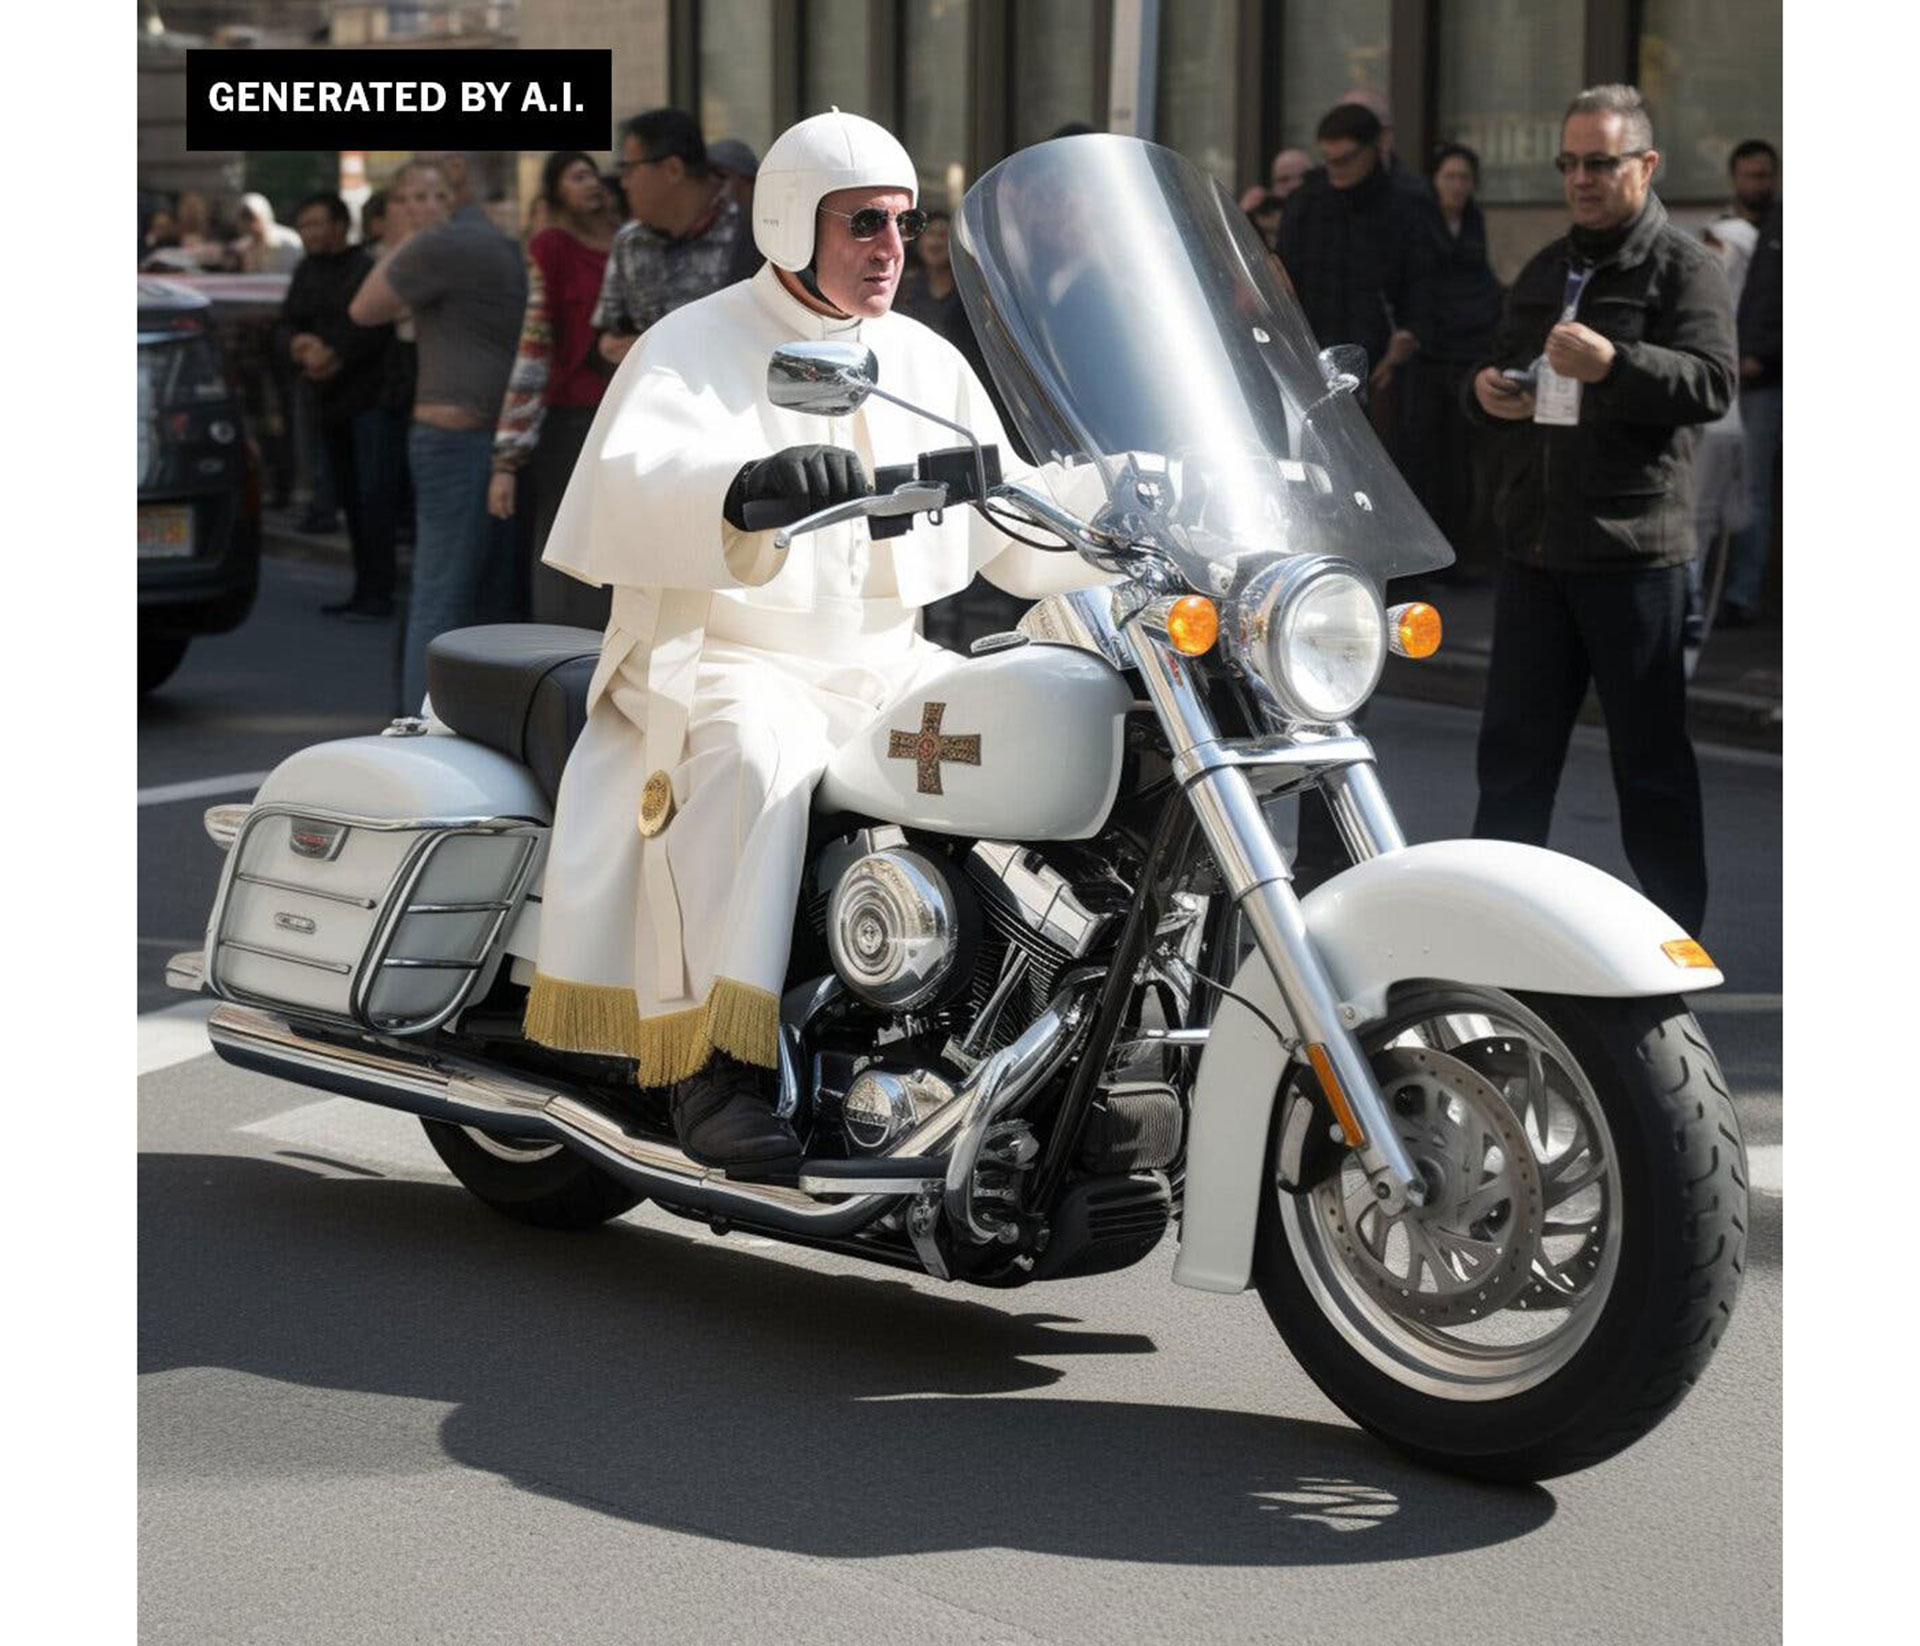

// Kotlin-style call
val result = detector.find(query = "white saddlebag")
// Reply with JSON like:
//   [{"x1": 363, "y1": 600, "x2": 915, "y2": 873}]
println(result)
[{"x1": 203, "y1": 733, "x2": 550, "y2": 1034}]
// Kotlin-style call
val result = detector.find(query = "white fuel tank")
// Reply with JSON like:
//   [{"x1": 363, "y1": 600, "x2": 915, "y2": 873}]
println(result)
[{"x1": 817, "y1": 642, "x2": 1133, "y2": 840}]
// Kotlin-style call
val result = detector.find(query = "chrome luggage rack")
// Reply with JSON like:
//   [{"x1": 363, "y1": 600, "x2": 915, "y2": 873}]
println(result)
[{"x1": 203, "y1": 804, "x2": 544, "y2": 1036}]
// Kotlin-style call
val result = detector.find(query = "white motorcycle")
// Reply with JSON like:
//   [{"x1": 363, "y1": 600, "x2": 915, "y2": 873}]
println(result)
[{"x1": 168, "y1": 136, "x2": 1745, "y2": 1482}]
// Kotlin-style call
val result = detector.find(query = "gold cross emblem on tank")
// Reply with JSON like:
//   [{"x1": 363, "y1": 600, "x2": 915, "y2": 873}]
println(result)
[{"x1": 887, "y1": 701, "x2": 981, "y2": 796}]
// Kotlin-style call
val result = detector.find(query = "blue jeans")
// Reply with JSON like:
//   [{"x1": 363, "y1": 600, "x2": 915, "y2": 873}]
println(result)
[
  {"x1": 1722, "y1": 384, "x2": 1782, "y2": 615},
  {"x1": 401, "y1": 424, "x2": 510, "y2": 713}
]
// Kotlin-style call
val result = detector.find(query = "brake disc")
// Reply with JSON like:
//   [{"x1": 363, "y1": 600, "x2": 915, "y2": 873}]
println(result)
[
  {"x1": 1309, "y1": 1046, "x2": 1546, "y2": 1325},
  {"x1": 1446, "y1": 1035, "x2": 1612, "y2": 1309}
]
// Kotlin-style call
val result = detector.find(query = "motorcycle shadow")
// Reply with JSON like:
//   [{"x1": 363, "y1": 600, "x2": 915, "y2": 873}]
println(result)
[{"x1": 139, "y1": 1151, "x2": 1555, "y2": 1566}]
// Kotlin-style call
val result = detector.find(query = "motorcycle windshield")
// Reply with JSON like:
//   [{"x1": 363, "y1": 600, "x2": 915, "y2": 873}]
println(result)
[{"x1": 952, "y1": 135, "x2": 1454, "y2": 590}]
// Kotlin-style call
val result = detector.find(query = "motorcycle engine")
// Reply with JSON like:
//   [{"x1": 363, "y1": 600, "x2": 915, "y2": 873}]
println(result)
[{"x1": 805, "y1": 829, "x2": 1133, "y2": 1154}]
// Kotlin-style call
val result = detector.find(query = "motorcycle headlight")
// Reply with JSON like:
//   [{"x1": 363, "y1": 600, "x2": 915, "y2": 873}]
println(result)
[{"x1": 1234, "y1": 558, "x2": 1386, "y2": 723}]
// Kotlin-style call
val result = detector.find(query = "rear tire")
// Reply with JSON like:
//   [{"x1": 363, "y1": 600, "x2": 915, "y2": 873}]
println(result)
[
  {"x1": 139, "y1": 634, "x2": 190, "y2": 694},
  {"x1": 1254, "y1": 989, "x2": 1747, "y2": 1482},
  {"x1": 421, "y1": 1119, "x2": 645, "y2": 1230}
]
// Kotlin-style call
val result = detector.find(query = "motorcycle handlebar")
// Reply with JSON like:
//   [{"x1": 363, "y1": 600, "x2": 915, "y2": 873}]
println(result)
[
  {"x1": 737, "y1": 444, "x2": 1003, "y2": 537},
  {"x1": 739, "y1": 497, "x2": 815, "y2": 532}
]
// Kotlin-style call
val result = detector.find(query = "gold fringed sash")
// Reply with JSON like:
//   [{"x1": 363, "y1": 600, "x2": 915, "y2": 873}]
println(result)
[
  {"x1": 523, "y1": 971, "x2": 779, "y2": 1085},
  {"x1": 524, "y1": 971, "x2": 642, "y2": 1056},
  {"x1": 635, "y1": 977, "x2": 781, "y2": 1084}
]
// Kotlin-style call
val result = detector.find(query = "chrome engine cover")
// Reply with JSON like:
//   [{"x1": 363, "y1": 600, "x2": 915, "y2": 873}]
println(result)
[
  {"x1": 826, "y1": 847, "x2": 965, "y2": 1010},
  {"x1": 842, "y1": 1066, "x2": 959, "y2": 1151}
]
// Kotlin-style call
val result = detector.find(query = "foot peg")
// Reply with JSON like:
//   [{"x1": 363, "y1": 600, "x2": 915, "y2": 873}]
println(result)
[{"x1": 797, "y1": 1156, "x2": 946, "y2": 1196}]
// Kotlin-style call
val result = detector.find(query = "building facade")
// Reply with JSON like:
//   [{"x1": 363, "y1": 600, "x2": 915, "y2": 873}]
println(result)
[
  {"x1": 137, "y1": 0, "x2": 1782, "y2": 279},
  {"x1": 628, "y1": 0, "x2": 1782, "y2": 279}
]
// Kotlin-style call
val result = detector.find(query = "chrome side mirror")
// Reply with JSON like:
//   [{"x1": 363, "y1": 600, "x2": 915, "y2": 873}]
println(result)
[
  {"x1": 1316, "y1": 344, "x2": 1368, "y2": 396},
  {"x1": 767, "y1": 341, "x2": 879, "y2": 416}
]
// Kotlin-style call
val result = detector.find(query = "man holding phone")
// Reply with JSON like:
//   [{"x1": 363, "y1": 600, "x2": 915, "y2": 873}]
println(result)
[{"x1": 1463, "y1": 84, "x2": 1735, "y2": 936}]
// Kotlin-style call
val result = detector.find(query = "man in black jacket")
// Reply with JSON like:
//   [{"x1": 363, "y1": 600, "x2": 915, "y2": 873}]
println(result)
[
  {"x1": 1464, "y1": 85, "x2": 1736, "y2": 935},
  {"x1": 281, "y1": 193, "x2": 397, "y2": 617},
  {"x1": 1277, "y1": 102, "x2": 1434, "y2": 389}
]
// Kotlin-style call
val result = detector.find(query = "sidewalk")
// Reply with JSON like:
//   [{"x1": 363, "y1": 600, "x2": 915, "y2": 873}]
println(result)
[{"x1": 262, "y1": 516, "x2": 1784, "y2": 755}]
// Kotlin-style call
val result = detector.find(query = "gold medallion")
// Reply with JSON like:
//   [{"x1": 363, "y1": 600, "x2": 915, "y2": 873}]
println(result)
[{"x1": 638, "y1": 770, "x2": 676, "y2": 837}]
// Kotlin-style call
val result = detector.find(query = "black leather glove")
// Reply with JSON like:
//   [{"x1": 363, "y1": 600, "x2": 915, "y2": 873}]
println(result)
[{"x1": 722, "y1": 443, "x2": 873, "y2": 531}]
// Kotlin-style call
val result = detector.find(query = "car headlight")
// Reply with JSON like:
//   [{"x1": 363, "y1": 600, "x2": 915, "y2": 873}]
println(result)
[{"x1": 1233, "y1": 557, "x2": 1386, "y2": 723}]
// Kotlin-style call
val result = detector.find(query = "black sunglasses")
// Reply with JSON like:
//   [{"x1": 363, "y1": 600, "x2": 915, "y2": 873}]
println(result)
[
  {"x1": 1553, "y1": 150, "x2": 1650, "y2": 176},
  {"x1": 819, "y1": 204, "x2": 930, "y2": 242}
]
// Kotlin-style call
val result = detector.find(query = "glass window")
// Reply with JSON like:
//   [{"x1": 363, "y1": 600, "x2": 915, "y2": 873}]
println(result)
[
  {"x1": 700, "y1": 0, "x2": 776, "y2": 155},
  {"x1": 1639, "y1": 0, "x2": 1783, "y2": 202},
  {"x1": 1277, "y1": 0, "x2": 1390, "y2": 154},
  {"x1": 1156, "y1": 0, "x2": 1236, "y2": 187},
  {"x1": 803, "y1": 0, "x2": 874, "y2": 121},
  {"x1": 1434, "y1": 0, "x2": 1584, "y2": 204},
  {"x1": 902, "y1": 0, "x2": 972, "y2": 209},
  {"x1": 1013, "y1": 0, "x2": 1101, "y2": 150}
]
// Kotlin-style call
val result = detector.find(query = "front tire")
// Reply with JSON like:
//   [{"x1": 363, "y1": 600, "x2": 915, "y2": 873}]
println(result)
[
  {"x1": 1254, "y1": 988, "x2": 1747, "y2": 1482},
  {"x1": 421, "y1": 1119, "x2": 645, "y2": 1230}
]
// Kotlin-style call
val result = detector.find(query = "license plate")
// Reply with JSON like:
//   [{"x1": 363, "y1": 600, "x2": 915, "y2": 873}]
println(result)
[{"x1": 138, "y1": 504, "x2": 195, "y2": 559}]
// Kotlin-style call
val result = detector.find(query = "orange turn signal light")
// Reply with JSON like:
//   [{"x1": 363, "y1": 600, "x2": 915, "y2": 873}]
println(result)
[
  {"x1": 1388, "y1": 602, "x2": 1443, "y2": 659},
  {"x1": 1662, "y1": 938, "x2": 1716, "y2": 969},
  {"x1": 1165, "y1": 595, "x2": 1220, "y2": 656},
  {"x1": 1306, "y1": 1043, "x2": 1367, "y2": 1150}
]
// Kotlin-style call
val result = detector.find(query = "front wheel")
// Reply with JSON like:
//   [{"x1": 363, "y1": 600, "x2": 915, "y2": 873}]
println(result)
[
  {"x1": 421, "y1": 1119, "x2": 645, "y2": 1230},
  {"x1": 1253, "y1": 987, "x2": 1747, "y2": 1482}
]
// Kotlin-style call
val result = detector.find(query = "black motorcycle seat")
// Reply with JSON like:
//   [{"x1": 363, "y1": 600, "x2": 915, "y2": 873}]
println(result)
[{"x1": 426, "y1": 625, "x2": 603, "y2": 806}]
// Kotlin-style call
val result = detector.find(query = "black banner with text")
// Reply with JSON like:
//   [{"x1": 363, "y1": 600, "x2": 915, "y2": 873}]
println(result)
[{"x1": 185, "y1": 49, "x2": 612, "y2": 151}]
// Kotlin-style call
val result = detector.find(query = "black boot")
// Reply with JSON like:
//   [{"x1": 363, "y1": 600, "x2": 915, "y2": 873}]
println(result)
[{"x1": 670, "y1": 1052, "x2": 801, "y2": 1179}]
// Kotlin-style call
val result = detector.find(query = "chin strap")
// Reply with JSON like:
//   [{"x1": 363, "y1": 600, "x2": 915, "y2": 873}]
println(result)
[{"x1": 795, "y1": 261, "x2": 850, "y2": 319}]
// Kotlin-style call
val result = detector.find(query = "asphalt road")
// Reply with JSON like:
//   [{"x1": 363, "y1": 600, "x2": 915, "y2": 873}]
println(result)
[{"x1": 138, "y1": 551, "x2": 1783, "y2": 1643}]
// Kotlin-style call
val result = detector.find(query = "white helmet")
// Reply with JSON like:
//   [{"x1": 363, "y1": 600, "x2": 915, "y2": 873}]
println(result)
[{"x1": 754, "y1": 107, "x2": 919, "y2": 272}]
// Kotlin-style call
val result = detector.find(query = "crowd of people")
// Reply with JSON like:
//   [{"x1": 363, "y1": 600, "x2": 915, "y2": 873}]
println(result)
[
  {"x1": 139, "y1": 123, "x2": 768, "y2": 711},
  {"x1": 1235, "y1": 87, "x2": 1782, "y2": 632},
  {"x1": 138, "y1": 89, "x2": 1779, "y2": 936},
  {"x1": 1235, "y1": 86, "x2": 1780, "y2": 936}
]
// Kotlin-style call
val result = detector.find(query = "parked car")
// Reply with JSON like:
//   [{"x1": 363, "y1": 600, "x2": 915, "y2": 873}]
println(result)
[{"x1": 138, "y1": 276, "x2": 264, "y2": 692}]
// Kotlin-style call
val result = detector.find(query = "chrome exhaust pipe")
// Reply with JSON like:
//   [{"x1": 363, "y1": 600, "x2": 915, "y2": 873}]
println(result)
[
  {"x1": 944, "y1": 968, "x2": 1102, "y2": 1243},
  {"x1": 205, "y1": 1003, "x2": 928, "y2": 1237},
  {"x1": 202, "y1": 991, "x2": 1090, "y2": 1244},
  {"x1": 206, "y1": 991, "x2": 1099, "y2": 1245}
]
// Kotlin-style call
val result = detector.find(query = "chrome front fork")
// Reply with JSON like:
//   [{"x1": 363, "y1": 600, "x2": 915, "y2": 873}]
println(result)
[{"x1": 1133, "y1": 635, "x2": 1426, "y2": 1214}]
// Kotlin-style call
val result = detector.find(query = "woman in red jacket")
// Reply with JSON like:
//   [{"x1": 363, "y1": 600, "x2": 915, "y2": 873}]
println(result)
[{"x1": 488, "y1": 149, "x2": 618, "y2": 626}]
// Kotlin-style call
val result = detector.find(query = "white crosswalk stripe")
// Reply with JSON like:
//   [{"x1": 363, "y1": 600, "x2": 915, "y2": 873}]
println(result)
[
  {"x1": 238, "y1": 1097, "x2": 448, "y2": 1178},
  {"x1": 137, "y1": 1001, "x2": 218, "y2": 1075}
]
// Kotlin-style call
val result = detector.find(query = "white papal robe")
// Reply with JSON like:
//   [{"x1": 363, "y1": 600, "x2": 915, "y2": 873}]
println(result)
[{"x1": 524, "y1": 262, "x2": 1103, "y2": 1083}]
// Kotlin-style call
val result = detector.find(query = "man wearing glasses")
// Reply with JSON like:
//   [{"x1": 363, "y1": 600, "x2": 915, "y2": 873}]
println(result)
[
  {"x1": 1275, "y1": 101, "x2": 1434, "y2": 397},
  {"x1": 524, "y1": 110, "x2": 1102, "y2": 1175},
  {"x1": 1466, "y1": 84, "x2": 1736, "y2": 938},
  {"x1": 592, "y1": 108, "x2": 760, "y2": 370}
]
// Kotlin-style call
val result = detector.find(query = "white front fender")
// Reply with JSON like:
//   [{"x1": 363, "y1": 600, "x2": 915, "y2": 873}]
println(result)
[{"x1": 1171, "y1": 840, "x2": 1722, "y2": 1295}]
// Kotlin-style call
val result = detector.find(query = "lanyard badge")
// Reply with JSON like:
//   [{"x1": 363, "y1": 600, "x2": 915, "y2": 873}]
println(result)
[{"x1": 1535, "y1": 258, "x2": 1594, "y2": 427}]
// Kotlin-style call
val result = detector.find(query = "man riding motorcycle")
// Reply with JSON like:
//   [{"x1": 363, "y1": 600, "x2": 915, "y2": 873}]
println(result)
[{"x1": 525, "y1": 110, "x2": 1104, "y2": 1177}]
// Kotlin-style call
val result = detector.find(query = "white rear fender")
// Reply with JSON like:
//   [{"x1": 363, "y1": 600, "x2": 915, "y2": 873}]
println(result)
[{"x1": 1172, "y1": 840, "x2": 1722, "y2": 1295}]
